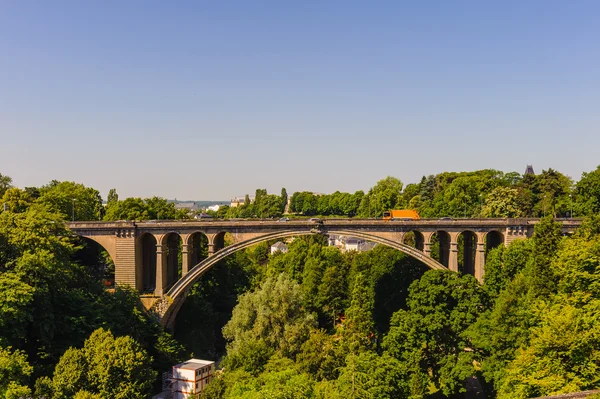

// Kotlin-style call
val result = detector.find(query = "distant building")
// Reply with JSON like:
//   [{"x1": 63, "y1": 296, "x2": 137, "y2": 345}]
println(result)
[
  {"x1": 174, "y1": 202, "x2": 202, "y2": 211},
  {"x1": 328, "y1": 234, "x2": 376, "y2": 253},
  {"x1": 207, "y1": 204, "x2": 220, "y2": 212},
  {"x1": 524, "y1": 165, "x2": 535, "y2": 175},
  {"x1": 230, "y1": 196, "x2": 254, "y2": 208},
  {"x1": 271, "y1": 241, "x2": 288, "y2": 254},
  {"x1": 171, "y1": 359, "x2": 215, "y2": 399}
]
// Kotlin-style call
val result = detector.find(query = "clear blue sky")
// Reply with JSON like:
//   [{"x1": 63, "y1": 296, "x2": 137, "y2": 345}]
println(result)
[{"x1": 1, "y1": 1, "x2": 599, "y2": 200}]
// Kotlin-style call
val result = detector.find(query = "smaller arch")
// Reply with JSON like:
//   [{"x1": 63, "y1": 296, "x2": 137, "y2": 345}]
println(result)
[
  {"x1": 139, "y1": 233, "x2": 157, "y2": 293},
  {"x1": 212, "y1": 231, "x2": 227, "y2": 251},
  {"x1": 457, "y1": 230, "x2": 478, "y2": 276},
  {"x1": 403, "y1": 231, "x2": 424, "y2": 251},
  {"x1": 485, "y1": 230, "x2": 504, "y2": 257},
  {"x1": 157, "y1": 231, "x2": 183, "y2": 246},
  {"x1": 163, "y1": 232, "x2": 183, "y2": 288},
  {"x1": 427, "y1": 231, "x2": 451, "y2": 267},
  {"x1": 188, "y1": 232, "x2": 209, "y2": 266},
  {"x1": 75, "y1": 237, "x2": 115, "y2": 287}
]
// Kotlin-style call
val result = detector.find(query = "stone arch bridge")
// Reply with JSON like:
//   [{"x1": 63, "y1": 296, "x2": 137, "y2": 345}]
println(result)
[{"x1": 68, "y1": 218, "x2": 581, "y2": 328}]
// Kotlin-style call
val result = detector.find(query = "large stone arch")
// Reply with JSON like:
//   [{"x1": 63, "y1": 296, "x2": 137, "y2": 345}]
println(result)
[
  {"x1": 76, "y1": 235, "x2": 117, "y2": 266},
  {"x1": 154, "y1": 229, "x2": 448, "y2": 329}
]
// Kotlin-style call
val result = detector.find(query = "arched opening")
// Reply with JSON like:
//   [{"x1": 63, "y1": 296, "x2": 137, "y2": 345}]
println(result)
[
  {"x1": 403, "y1": 231, "x2": 424, "y2": 251},
  {"x1": 189, "y1": 232, "x2": 209, "y2": 267},
  {"x1": 164, "y1": 233, "x2": 183, "y2": 288},
  {"x1": 485, "y1": 231, "x2": 504, "y2": 257},
  {"x1": 73, "y1": 237, "x2": 115, "y2": 288},
  {"x1": 158, "y1": 229, "x2": 449, "y2": 329},
  {"x1": 212, "y1": 231, "x2": 233, "y2": 253},
  {"x1": 428, "y1": 231, "x2": 450, "y2": 267},
  {"x1": 140, "y1": 233, "x2": 157, "y2": 293},
  {"x1": 457, "y1": 231, "x2": 477, "y2": 276}
]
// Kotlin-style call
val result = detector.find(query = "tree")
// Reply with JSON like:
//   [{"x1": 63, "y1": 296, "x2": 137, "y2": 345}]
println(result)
[
  {"x1": 0, "y1": 188, "x2": 34, "y2": 213},
  {"x1": 0, "y1": 347, "x2": 32, "y2": 397},
  {"x1": 383, "y1": 270, "x2": 488, "y2": 397},
  {"x1": 103, "y1": 196, "x2": 177, "y2": 221},
  {"x1": 52, "y1": 347, "x2": 88, "y2": 399},
  {"x1": 222, "y1": 273, "x2": 316, "y2": 373},
  {"x1": 0, "y1": 173, "x2": 13, "y2": 198},
  {"x1": 533, "y1": 169, "x2": 573, "y2": 218},
  {"x1": 498, "y1": 298, "x2": 600, "y2": 399},
  {"x1": 481, "y1": 186, "x2": 525, "y2": 218},
  {"x1": 340, "y1": 273, "x2": 375, "y2": 354},
  {"x1": 468, "y1": 274, "x2": 536, "y2": 395},
  {"x1": 0, "y1": 273, "x2": 35, "y2": 347},
  {"x1": 280, "y1": 188, "x2": 288, "y2": 213},
  {"x1": 335, "y1": 352, "x2": 409, "y2": 399},
  {"x1": 529, "y1": 216, "x2": 562, "y2": 297},
  {"x1": 52, "y1": 328, "x2": 156, "y2": 399},
  {"x1": 296, "y1": 329, "x2": 344, "y2": 381},
  {"x1": 576, "y1": 165, "x2": 600, "y2": 216},
  {"x1": 359, "y1": 176, "x2": 403, "y2": 217},
  {"x1": 38, "y1": 180, "x2": 103, "y2": 221},
  {"x1": 483, "y1": 239, "x2": 533, "y2": 298},
  {"x1": 316, "y1": 248, "x2": 350, "y2": 325}
]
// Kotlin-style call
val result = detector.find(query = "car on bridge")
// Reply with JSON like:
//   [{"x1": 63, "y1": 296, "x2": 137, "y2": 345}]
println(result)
[{"x1": 278, "y1": 217, "x2": 290, "y2": 222}]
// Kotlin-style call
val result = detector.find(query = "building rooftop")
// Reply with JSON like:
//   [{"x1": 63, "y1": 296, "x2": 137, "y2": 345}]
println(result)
[
  {"x1": 174, "y1": 358, "x2": 215, "y2": 370},
  {"x1": 524, "y1": 164, "x2": 535, "y2": 175}
]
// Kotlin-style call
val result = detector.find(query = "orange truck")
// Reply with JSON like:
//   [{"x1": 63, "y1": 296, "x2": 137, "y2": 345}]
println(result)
[{"x1": 382, "y1": 209, "x2": 420, "y2": 221}]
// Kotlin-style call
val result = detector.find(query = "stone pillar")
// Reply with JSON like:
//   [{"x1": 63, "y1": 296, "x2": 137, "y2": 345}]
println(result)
[
  {"x1": 181, "y1": 244, "x2": 191, "y2": 276},
  {"x1": 207, "y1": 243, "x2": 215, "y2": 256},
  {"x1": 448, "y1": 241, "x2": 459, "y2": 272},
  {"x1": 474, "y1": 233, "x2": 486, "y2": 283},
  {"x1": 155, "y1": 244, "x2": 168, "y2": 296},
  {"x1": 113, "y1": 230, "x2": 138, "y2": 289},
  {"x1": 423, "y1": 242, "x2": 431, "y2": 257}
]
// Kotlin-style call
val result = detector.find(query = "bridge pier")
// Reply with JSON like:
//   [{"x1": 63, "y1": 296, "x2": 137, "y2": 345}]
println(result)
[
  {"x1": 448, "y1": 241, "x2": 459, "y2": 272},
  {"x1": 423, "y1": 242, "x2": 431, "y2": 257},
  {"x1": 475, "y1": 241, "x2": 485, "y2": 283},
  {"x1": 181, "y1": 244, "x2": 190, "y2": 276},
  {"x1": 155, "y1": 243, "x2": 168, "y2": 296},
  {"x1": 207, "y1": 243, "x2": 215, "y2": 256}
]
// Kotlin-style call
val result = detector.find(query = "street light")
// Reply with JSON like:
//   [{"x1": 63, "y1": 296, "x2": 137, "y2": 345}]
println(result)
[
  {"x1": 570, "y1": 194, "x2": 573, "y2": 219},
  {"x1": 72, "y1": 199, "x2": 76, "y2": 221}
]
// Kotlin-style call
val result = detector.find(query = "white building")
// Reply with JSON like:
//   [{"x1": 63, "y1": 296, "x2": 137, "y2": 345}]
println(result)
[
  {"x1": 172, "y1": 359, "x2": 215, "y2": 399},
  {"x1": 270, "y1": 241, "x2": 288, "y2": 254},
  {"x1": 328, "y1": 235, "x2": 376, "y2": 253}
]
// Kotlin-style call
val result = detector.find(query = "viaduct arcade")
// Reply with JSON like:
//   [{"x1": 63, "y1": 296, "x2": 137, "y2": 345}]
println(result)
[{"x1": 68, "y1": 218, "x2": 581, "y2": 328}]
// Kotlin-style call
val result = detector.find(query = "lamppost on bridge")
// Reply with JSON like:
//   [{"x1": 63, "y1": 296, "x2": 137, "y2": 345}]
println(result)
[
  {"x1": 570, "y1": 193, "x2": 573, "y2": 219},
  {"x1": 72, "y1": 198, "x2": 76, "y2": 222}
]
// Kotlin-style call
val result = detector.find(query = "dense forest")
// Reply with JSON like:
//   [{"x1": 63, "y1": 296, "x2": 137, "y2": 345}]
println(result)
[{"x1": 1, "y1": 166, "x2": 600, "y2": 399}]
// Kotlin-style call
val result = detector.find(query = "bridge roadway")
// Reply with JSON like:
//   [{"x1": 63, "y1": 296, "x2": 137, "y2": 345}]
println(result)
[{"x1": 68, "y1": 218, "x2": 582, "y2": 327}]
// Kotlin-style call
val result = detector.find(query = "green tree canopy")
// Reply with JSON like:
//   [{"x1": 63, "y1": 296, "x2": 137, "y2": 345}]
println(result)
[
  {"x1": 38, "y1": 180, "x2": 103, "y2": 221},
  {"x1": 52, "y1": 328, "x2": 156, "y2": 399},
  {"x1": 222, "y1": 273, "x2": 317, "y2": 373},
  {"x1": 383, "y1": 270, "x2": 488, "y2": 397}
]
